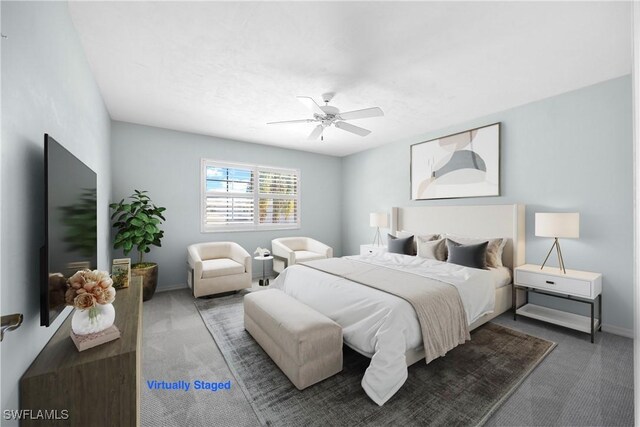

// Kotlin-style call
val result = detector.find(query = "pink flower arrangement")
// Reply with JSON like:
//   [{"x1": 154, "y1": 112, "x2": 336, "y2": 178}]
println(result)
[{"x1": 66, "y1": 270, "x2": 116, "y2": 319}]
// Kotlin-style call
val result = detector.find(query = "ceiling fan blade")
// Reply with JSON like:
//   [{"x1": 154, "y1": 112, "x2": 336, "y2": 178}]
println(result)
[
  {"x1": 335, "y1": 121, "x2": 371, "y2": 137},
  {"x1": 308, "y1": 125, "x2": 324, "y2": 140},
  {"x1": 297, "y1": 96, "x2": 325, "y2": 116},
  {"x1": 267, "y1": 119, "x2": 315, "y2": 125},
  {"x1": 338, "y1": 107, "x2": 384, "y2": 121}
]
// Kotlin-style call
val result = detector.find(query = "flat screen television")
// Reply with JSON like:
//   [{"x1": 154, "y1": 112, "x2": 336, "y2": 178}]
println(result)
[{"x1": 41, "y1": 134, "x2": 97, "y2": 327}]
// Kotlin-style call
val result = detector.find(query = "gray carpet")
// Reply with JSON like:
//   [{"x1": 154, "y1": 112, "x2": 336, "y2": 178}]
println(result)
[
  {"x1": 141, "y1": 287, "x2": 634, "y2": 426},
  {"x1": 195, "y1": 292, "x2": 556, "y2": 426},
  {"x1": 141, "y1": 289, "x2": 258, "y2": 426}
]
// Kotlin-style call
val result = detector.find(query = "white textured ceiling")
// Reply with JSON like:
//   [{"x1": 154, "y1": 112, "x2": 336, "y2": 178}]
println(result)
[{"x1": 68, "y1": 1, "x2": 632, "y2": 157}]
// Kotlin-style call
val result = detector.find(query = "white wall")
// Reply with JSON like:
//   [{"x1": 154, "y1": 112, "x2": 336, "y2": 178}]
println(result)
[
  {"x1": 110, "y1": 121, "x2": 343, "y2": 290},
  {"x1": 342, "y1": 76, "x2": 633, "y2": 333},
  {"x1": 0, "y1": 2, "x2": 111, "y2": 419},
  {"x1": 633, "y1": 2, "x2": 639, "y2": 424}
]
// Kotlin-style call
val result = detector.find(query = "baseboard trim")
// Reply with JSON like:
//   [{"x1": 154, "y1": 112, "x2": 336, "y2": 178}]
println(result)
[
  {"x1": 252, "y1": 273, "x2": 275, "y2": 280},
  {"x1": 155, "y1": 280, "x2": 273, "y2": 292},
  {"x1": 156, "y1": 283, "x2": 189, "y2": 293},
  {"x1": 602, "y1": 323, "x2": 633, "y2": 338}
]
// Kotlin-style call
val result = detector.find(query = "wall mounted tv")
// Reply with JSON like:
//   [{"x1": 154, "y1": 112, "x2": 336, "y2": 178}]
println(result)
[{"x1": 41, "y1": 134, "x2": 97, "y2": 327}]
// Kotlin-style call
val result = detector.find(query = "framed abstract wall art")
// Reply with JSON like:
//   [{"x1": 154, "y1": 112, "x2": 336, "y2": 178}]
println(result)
[{"x1": 410, "y1": 123, "x2": 500, "y2": 200}]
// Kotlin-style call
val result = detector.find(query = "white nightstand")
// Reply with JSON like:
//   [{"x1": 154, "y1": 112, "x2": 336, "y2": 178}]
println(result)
[
  {"x1": 360, "y1": 244, "x2": 387, "y2": 256},
  {"x1": 513, "y1": 264, "x2": 602, "y2": 343}
]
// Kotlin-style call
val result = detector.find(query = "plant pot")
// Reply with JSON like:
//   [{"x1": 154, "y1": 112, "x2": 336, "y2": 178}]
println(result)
[
  {"x1": 132, "y1": 263, "x2": 158, "y2": 301},
  {"x1": 71, "y1": 303, "x2": 115, "y2": 335}
]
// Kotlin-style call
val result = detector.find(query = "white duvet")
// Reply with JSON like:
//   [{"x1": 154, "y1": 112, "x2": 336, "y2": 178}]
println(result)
[{"x1": 270, "y1": 252, "x2": 496, "y2": 406}]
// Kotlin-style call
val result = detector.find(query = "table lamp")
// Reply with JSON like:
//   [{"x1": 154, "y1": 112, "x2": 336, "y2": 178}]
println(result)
[
  {"x1": 370, "y1": 212, "x2": 388, "y2": 247},
  {"x1": 535, "y1": 212, "x2": 580, "y2": 274}
]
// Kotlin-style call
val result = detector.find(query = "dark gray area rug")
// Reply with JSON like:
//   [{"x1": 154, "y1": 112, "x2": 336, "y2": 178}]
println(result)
[{"x1": 195, "y1": 293, "x2": 556, "y2": 427}]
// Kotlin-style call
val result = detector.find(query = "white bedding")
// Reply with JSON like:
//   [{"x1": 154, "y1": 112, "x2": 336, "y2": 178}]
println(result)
[
  {"x1": 488, "y1": 266, "x2": 512, "y2": 289},
  {"x1": 270, "y1": 252, "x2": 496, "y2": 405}
]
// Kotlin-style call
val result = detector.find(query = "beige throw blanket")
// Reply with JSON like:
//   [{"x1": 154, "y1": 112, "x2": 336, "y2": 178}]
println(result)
[{"x1": 300, "y1": 257, "x2": 470, "y2": 364}]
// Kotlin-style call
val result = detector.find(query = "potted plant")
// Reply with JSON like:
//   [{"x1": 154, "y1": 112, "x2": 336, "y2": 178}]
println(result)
[{"x1": 109, "y1": 190, "x2": 166, "y2": 301}]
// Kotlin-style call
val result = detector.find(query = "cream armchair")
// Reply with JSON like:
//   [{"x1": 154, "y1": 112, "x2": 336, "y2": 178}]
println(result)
[
  {"x1": 271, "y1": 237, "x2": 333, "y2": 274},
  {"x1": 187, "y1": 242, "x2": 252, "y2": 297}
]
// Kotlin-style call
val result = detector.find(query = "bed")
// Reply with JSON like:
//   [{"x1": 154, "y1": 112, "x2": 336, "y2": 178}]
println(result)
[{"x1": 270, "y1": 204, "x2": 525, "y2": 405}]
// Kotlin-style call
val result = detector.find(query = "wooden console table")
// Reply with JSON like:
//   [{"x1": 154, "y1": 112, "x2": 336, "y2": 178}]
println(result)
[{"x1": 21, "y1": 279, "x2": 142, "y2": 426}]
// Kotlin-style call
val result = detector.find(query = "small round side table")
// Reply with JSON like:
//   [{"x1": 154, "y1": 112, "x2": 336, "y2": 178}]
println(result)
[{"x1": 254, "y1": 255, "x2": 273, "y2": 286}]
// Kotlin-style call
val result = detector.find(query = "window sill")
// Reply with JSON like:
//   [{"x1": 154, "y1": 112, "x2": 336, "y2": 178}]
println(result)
[{"x1": 201, "y1": 225, "x2": 300, "y2": 233}]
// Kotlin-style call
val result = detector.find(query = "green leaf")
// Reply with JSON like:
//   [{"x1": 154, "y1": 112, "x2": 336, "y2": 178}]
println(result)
[
  {"x1": 123, "y1": 240, "x2": 133, "y2": 251},
  {"x1": 130, "y1": 218, "x2": 143, "y2": 227},
  {"x1": 134, "y1": 228, "x2": 145, "y2": 236}
]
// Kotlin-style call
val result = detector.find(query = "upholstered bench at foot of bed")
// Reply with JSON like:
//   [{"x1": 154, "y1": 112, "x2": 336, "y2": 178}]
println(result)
[{"x1": 243, "y1": 289, "x2": 343, "y2": 390}]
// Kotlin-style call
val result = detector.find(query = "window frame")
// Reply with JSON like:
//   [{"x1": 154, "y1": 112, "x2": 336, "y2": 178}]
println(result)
[{"x1": 200, "y1": 159, "x2": 301, "y2": 233}]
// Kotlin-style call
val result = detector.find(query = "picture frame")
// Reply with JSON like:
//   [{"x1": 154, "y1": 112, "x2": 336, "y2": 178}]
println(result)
[
  {"x1": 111, "y1": 258, "x2": 131, "y2": 289},
  {"x1": 410, "y1": 123, "x2": 500, "y2": 200}
]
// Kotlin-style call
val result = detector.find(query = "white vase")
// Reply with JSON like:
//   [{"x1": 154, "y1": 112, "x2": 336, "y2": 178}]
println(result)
[{"x1": 71, "y1": 304, "x2": 115, "y2": 335}]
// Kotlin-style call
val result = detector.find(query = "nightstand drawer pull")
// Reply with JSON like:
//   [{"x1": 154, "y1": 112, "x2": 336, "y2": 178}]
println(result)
[{"x1": 546, "y1": 280, "x2": 555, "y2": 285}]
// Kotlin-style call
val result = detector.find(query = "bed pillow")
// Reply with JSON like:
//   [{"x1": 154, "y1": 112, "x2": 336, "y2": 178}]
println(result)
[
  {"x1": 417, "y1": 237, "x2": 447, "y2": 261},
  {"x1": 446, "y1": 239, "x2": 488, "y2": 269},
  {"x1": 396, "y1": 231, "x2": 438, "y2": 255},
  {"x1": 387, "y1": 234, "x2": 415, "y2": 255},
  {"x1": 444, "y1": 234, "x2": 507, "y2": 268}
]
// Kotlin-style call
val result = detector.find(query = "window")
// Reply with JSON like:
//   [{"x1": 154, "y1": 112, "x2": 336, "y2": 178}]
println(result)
[{"x1": 201, "y1": 159, "x2": 300, "y2": 232}]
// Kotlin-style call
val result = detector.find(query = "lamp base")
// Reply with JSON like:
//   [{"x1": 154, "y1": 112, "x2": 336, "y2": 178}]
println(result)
[
  {"x1": 540, "y1": 237, "x2": 567, "y2": 274},
  {"x1": 372, "y1": 227, "x2": 383, "y2": 247}
]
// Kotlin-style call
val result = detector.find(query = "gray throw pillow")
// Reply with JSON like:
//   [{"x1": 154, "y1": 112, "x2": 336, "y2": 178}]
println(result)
[
  {"x1": 446, "y1": 239, "x2": 488, "y2": 269},
  {"x1": 444, "y1": 235, "x2": 506, "y2": 268},
  {"x1": 387, "y1": 234, "x2": 414, "y2": 255}
]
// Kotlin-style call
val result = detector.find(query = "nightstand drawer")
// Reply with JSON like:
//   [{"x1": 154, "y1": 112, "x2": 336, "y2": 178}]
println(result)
[
  {"x1": 360, "y1": 245, "x2": 387, "y2": 256},
  {"x1": 516, "y1": 270, "x2": 592, "y2": 297}
]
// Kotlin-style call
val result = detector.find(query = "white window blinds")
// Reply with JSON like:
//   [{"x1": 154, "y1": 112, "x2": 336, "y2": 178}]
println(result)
[{"x1": 202, "y1": 160, "x2": 300, "y2": 231}]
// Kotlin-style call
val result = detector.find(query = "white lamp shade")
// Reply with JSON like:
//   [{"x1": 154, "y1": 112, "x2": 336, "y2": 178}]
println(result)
[
  {"x1": 369, "y1": 212, "x2": 388, "y2": 228},
  {"x1": 535, "y1": 213, "x2": 580, "y2": 238}
]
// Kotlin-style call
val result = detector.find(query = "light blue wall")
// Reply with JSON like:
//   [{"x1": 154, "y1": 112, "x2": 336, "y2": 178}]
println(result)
[
  {"x1": 341, "y1": 76, "x2": 633, "y2": 332},
  {"x1": 0, "y1": 1, "x2": 111, "y2": 419},
  {"x1": 110, "y1": 122, "x2": 343, "y2": 290}
]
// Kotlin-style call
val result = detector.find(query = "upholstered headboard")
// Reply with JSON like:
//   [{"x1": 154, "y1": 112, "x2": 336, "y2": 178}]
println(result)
[{"x1": 391, "y1": 204, "x2": 525, "y2": 270}]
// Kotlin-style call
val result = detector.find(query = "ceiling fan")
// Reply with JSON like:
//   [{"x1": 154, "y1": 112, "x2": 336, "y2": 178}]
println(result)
[{"x1": 267, "y1": 93, "x2": 384, "y2": 141}]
